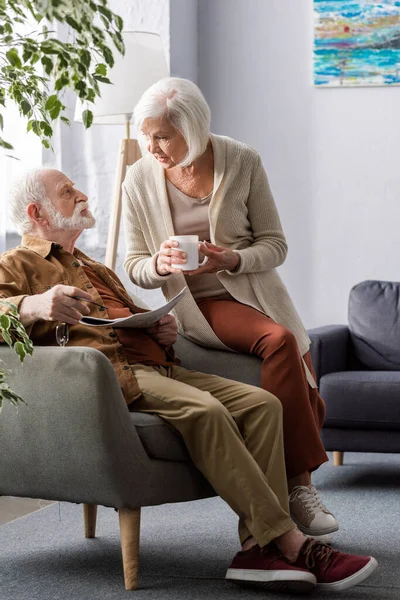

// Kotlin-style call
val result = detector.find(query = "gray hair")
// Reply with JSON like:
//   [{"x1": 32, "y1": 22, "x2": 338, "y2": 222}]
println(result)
[
  {"x1": 134, "y1": 77, "x2": 211, "y2": 167},
  {"x1": 9, "y1": 168, "x2": 49, "y2": 234}
]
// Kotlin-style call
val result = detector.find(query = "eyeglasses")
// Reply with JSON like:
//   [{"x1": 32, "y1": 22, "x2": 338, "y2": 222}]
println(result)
[{"x1": 55, "y1": 322, "x2": 69, "y2": 347}]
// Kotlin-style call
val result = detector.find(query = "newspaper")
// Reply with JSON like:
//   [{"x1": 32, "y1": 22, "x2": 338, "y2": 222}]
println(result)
[{"x1": 80, "y1": 287, "x2": 187, "y2": 328}]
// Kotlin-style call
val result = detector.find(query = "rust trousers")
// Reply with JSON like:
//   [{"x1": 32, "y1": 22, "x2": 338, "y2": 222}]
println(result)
[{"x1": 197, "y1": 298, "x2": 328, "y2": 479}]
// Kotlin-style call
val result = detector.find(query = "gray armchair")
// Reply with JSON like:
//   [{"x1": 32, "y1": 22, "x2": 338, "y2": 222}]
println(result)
[
  {"x1": 309, "y1": 280, "x2": 400, "y2": 466},
  {"x1": 0, "y1": 335, "x2": 262, "y2": 590}
]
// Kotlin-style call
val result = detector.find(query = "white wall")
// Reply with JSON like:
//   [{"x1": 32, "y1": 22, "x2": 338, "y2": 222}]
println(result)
[
  {"x1": 170, "y1": 0, "x2": 198, "y2": 81},
  {"x1": 198, "y1": 0, "x2": 400, "y2": 328}
]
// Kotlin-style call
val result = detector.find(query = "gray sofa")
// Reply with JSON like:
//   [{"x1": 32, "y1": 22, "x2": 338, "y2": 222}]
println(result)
[
  {"x1": 309, "y1": 280, "x2": 400, "y2": 465},
  {"x1": 0, "y1": 334, "x2": 262, "y2": 590}
]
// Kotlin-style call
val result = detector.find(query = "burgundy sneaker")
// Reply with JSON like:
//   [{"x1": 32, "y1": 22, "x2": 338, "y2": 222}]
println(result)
[
  {"x1": 225, "y1": 543, "x2": 316, "y2": 593},
  {"x1": 293, "y1": 538, "x2": 378, "y2": 591}
]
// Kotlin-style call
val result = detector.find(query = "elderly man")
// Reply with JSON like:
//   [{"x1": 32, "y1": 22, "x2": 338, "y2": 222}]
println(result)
[{"x1": 0, "y1": 168, "x2": 377, "y2": 594}]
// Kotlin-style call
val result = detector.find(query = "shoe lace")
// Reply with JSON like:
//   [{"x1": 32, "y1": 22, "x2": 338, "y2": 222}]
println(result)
[
  {"x1": 303, "y1": 540, "x2": 335, "y2": 569},
  {"x1": 289, "y1": 485, "x2": 329, "y2": 516}
]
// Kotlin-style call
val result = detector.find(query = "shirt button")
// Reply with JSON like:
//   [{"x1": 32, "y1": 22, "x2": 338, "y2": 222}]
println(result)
[
  {"x1": 123, "y1": 365, "x2": 130, "y2": 371},
  {"x1": 86, "y1": 284, "x2": 93, "y2": 289},
  {"x1": 46, "y1": 285, "x2": 51, "y2": 290},
  {"x1": 109, "y1": 332, "x2": 116, "y2": 338},
  {"x1": 72, "y1": 261, "x2": 79, "y2": 268}
]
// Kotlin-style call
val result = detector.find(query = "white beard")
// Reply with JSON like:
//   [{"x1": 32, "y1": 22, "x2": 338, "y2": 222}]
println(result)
[{"x1": 44, "y1": 200, "x2": 96, "y2": 230}]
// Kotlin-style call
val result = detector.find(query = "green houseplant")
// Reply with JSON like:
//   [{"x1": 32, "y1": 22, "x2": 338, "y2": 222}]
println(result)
[
  {"x1": 0, "y1": 0, "x2": 125, "y2": 151},
  {"x1": 0, "y1": 301, "x2": 33, "y2": 412}
]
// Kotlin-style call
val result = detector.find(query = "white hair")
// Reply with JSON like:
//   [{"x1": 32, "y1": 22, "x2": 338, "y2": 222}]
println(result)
[
  {"x1": 134, "y1": 77, "x2": 211, "y2": 167},
  {"x1": 8, "y1": 168, "x2": 49, "y2": 234}
]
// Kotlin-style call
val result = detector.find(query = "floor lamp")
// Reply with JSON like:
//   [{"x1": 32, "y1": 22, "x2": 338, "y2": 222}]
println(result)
[{"x1": 74, "y1": 31, "x2": 169, "y2": 270}]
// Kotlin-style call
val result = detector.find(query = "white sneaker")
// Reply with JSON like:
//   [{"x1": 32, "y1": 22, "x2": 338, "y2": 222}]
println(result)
[{"x1": 289, "y1": 485, "x2": 339, "y2": 536}]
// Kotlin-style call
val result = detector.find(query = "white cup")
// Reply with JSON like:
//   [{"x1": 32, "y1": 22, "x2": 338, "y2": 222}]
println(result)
[{"x1": 169, "y1": 235, "x2": 208, "y2": 271}]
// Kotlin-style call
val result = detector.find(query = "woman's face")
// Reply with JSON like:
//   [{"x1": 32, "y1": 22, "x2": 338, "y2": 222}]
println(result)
[{"x1": 141, "y1": 117, "x2": 188, "y2": 169}]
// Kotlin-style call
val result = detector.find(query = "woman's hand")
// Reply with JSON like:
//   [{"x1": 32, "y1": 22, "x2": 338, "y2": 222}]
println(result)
[
  {"x1": 156, "y1": 239, "x2": 187, "y2": 275},
  {"x1": 186, "y1": 241, "x2": 240, "y2": 276}
]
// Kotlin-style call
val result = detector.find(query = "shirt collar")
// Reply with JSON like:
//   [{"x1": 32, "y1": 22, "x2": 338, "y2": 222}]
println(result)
[{"x1": 21, "y1": 234, "x2": 63, "y2": 258}]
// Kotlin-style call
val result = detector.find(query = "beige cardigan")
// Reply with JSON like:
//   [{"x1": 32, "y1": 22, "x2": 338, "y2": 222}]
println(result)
[{"x1": 123, "y1": 133, "x2": 315, "y2": 387}]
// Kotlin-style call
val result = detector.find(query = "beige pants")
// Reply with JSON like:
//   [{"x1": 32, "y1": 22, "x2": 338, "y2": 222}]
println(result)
[{"x1": 131, "y1": 364, "x2": 295, "y2": 547}]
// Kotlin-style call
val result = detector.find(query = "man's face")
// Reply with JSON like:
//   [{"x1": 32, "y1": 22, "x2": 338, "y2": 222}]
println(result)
[{"x1": 40, "y1": 170, "x2": 95, "y2": 231}]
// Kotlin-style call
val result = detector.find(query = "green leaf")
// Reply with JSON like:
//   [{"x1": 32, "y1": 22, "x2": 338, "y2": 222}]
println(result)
[
  {"x1": 0, "y1": 113, "x2": 3, "y2": 130},
  {"x1": 14, "y1": 341, "x2": 26, "y2": 362},
  {"x1": 65, "y1": 16, "x2": 82, "y2": 32},
  {"x1": 114, "y1": 14, "x2": 124, "y2": 32},
  {"x1": 39, "y1": 120, "x2": 52, "y2": 137},
  {"x1": 95, "y1": 63, "x2": 107, "y2": 76},
  {"x1": 41, "y1": 55, "x2": 54, "y2": 75},
  {"x1": 2, "y1": 330, "x2": 12, "y2": 347},
  {"x1": 20, "y1": 99, "x2": 31, "y2": 115},
  {"x1": 42, "y1": 139, "x2": 50, "y2": 149},
  {"x1": 45, "y1": 94, "x2": 58, "y2": 111},
  {"x1": 82, "y1": 109, "x2": 93, "y2": 129},
  {"x1": 60, "y1": 116, "x2": 70, "y2": 125},
  {"x1": 22, "y1": 48, "x2": 32, "y2": 63},
  {"x1": 0, "y1": 314, "x2": 10, "y2": 331},
  {"x1": 6, "y1": 48, "x2": 22, "y2": 69},
  {"x1": 102, "y1": 46, "x2": 114, "y2": 67},
  {"x1": 80, "y1": 49, "x2": 91, "y2": 68},
  {"x1": 0, "y1": 137, "x2": 13, "y2": 150},
  {"x1": 93, "y1": 75, "x2": 111, "y2": 84},
  {"x1": 97, "y1": 5, "x2": 113, "y2": 21}
]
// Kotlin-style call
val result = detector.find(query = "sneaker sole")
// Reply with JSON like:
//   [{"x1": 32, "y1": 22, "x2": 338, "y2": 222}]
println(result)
[
  {"x1": 290, "y1": 514, "x2": 339, "y2": 537},
  {"x1": 226, "y1": 568, "x2": 316, "y2": 594},
  {"x1": 317, "y1": 557, "x2": 378, "y2": 591}
]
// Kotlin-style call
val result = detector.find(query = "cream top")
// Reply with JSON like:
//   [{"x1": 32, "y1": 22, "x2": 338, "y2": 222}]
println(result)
[{"x1": 166, "y1": 179, "x2": 232, "y2": 301}]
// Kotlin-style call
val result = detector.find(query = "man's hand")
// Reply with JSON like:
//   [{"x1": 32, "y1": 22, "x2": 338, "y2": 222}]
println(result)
[
  {"x1": 146, "y1": 314, "x2": 178, "y2": 346},
  {"x1": 185, "y1": 241, "x2": 240, "y2": 276},
  {"x1": 19, "y1": 285, "x2": 92, "y2": 326}
]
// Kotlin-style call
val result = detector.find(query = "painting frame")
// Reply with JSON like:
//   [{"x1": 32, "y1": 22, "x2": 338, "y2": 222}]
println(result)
[{"x1": 313, "y1": 0, "x2": 400, "y2": 88}]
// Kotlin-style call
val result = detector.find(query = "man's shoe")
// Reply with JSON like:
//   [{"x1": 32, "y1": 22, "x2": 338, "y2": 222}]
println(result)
[
  {"x1": 293, "y1": 538, "x2": 378, "y2": 591},
  {"x1": 225, "y1": 543, "x2": 316, "y2": 593},
  {"x1": 289, "y1": 485, "x2": 339, "y2": 536}
]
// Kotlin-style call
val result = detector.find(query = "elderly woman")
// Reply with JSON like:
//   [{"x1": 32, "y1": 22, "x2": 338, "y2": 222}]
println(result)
[{"x1": 122, "y1": 77, "x2": 337, "y2": 539}]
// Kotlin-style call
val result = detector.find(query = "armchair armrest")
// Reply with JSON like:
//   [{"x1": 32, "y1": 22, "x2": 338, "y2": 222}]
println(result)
[
  {"x1": 0, "y1": 346, "x2": 151, "y2": 508},
  {"x1": 175, "y1": 334, "x2": 262, "y2": 387},
  {"x1": 308, "y1": 325, "x2": 350, "y2": 385}
]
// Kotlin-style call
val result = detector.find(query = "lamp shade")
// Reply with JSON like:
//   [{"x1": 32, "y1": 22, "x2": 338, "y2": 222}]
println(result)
[{"x1": 74, "y1": 31, "x2": 169, "y2": 126}]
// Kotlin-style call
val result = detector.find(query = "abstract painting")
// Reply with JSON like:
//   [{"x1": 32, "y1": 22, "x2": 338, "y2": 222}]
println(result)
[{"x1": 314, "y1": 0, "x2": 400, "y2": 86}]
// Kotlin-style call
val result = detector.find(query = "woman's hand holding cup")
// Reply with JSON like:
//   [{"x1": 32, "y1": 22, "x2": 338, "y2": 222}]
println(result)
[
  {"x1": 156, "y1": 236, "x2": 240, "y2": 277},
  {"x1": 156, "y1": 239, "x2": 188, "y2": 275}
]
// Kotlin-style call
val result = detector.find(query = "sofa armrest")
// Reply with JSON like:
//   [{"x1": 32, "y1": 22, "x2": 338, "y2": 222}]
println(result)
[
  {"x1": 308, "y1": 325, "x2": 350, "y2": 385},
  {"x1": 175, "y1": 334, "x2": 262, "y2": 387},
  {"x1": 0, "y1": 346, "x2": 151, "y2": 508}
]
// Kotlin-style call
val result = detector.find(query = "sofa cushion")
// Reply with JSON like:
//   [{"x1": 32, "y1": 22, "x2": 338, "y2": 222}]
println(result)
[
  {"x1": 129, "y1": 411, "x2": 190, "y2": 461},
  {"x1": 320, "y1": 371, "x2": 400, "y2": 430},
  {"x1": 348, "y1": 280, "x2": 400, "y2": 370}
]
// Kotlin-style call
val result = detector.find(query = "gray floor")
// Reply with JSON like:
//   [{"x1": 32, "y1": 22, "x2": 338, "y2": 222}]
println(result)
[{"x1": 0, "y1": 452, "x2": 399, "y2": 600}]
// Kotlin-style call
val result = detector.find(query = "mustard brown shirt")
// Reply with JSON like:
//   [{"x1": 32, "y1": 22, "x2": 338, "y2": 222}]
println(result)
[{"x1": 0, "y1": 235, "x2": 178, "y2": 404}]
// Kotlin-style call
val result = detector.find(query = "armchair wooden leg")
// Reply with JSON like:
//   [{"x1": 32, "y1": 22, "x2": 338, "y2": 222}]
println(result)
[
  {"x1": 333, "y1": 451, "x2": 344, "y2": 466},
  {"x1": 119, "y1": 507, "x2": 141, "y2": 591},
  {"x1": 83, "y1": 504, "x2": 98, "y2": 538}
]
